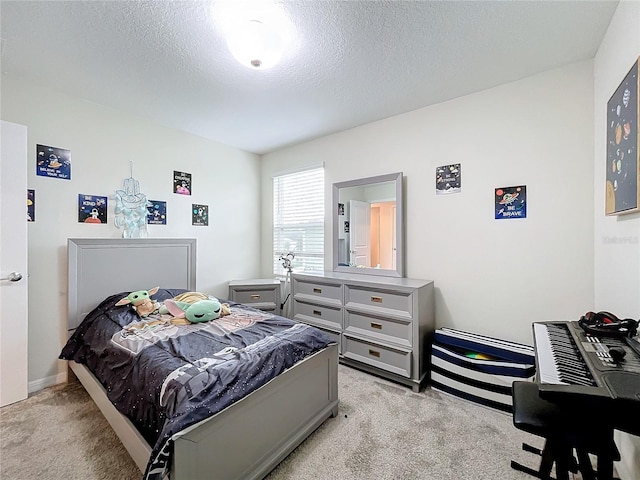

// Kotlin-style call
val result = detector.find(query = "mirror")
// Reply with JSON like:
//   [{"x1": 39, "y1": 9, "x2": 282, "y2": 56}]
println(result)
[{"x1": 332, "y1": 172, "x2": 404, "y2": 277}]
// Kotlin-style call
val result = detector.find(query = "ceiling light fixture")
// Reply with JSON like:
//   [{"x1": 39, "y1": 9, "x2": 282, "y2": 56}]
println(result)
[
  {"x1": 211, "y1": 1, "x2": 294, "y2": 70},
  {"x1": 226, "y1": 18, "x2": 285, "y2": 69}
]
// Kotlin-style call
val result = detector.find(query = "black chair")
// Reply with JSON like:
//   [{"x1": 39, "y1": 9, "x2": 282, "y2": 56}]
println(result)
[{"x1": 511, "y1": 381, "x2": 620, "y2": 480}]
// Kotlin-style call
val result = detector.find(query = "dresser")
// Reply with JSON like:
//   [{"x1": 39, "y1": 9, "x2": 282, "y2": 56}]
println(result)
[
  {"x1": 228, "y1": 279, "x2": 281, "y2": 315},
  {"x1": 292, "y1": 271, "x2": 434, "y2": 392}
]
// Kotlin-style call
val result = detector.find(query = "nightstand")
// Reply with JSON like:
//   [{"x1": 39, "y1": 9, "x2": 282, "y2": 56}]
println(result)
[{"x1": 228, "y1": 279, "x2": 281, "y2": 315}]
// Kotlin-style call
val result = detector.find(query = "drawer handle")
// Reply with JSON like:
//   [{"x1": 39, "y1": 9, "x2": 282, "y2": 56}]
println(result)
[
  {"x1": 313, "y1": 310, "x2": 322, "y2": 316},
  {"x1": 370, "y1": 322, "x2": 382, "y2": 330},
  {"x1": 313, "y1": 288, "x2": 322, "y2": 294},
  {"x1": 250, "y1": 294, "x2": 261, "y2": 300},
  {"x1": 368, "y1": 349, "x2": 381, "y2": 358},
  {"x1": 371, "y1": 296, "x2": 382, "y2": 303}
]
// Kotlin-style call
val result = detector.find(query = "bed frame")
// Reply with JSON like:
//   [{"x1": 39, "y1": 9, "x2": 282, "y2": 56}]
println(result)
[{"x1": 67, "y1": 238, "x2": 339, "y2": 480}]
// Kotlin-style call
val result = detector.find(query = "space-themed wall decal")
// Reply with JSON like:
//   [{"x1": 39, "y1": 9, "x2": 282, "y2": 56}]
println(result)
[
  {"x1": 36, "y1": 144, "x2": 71, "y2": 180},
  {"x1": 147, "y1": 200, "x2": 167, "y2": 225},
  {"x1": 495, "y1": 186, "x2": 526, "y2": 219},
  {"x1": 436, "y1": 163, "x2": 461, "y2": 195},
  {"x1": 173, "y1": 171, "x2": 192, "y2": 195},
  {"x1": 27, "y1": 189, "x2": 35, "y2": 222},
  {"x1": 192, "y1": 204, "x2": 208, "y2": 226},
  {"x1": 78, "y1": 194, "x2": 107, "y2": 224},
  {"x1": 606, "y1": 56, "x2": 639, "y2": 216}
]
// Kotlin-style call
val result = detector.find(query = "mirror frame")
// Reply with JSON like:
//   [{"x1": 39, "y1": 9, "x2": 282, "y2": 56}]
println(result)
[{"x1": 332, "y1": 172, "x2": 404, "y2": 278}]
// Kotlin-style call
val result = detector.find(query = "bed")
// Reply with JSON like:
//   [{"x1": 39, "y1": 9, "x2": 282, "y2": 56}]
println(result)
[{"x1": 61, "y1": 238, "x2": 339, "y2": 480}]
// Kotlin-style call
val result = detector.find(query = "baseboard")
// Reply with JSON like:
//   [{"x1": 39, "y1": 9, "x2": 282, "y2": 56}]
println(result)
[{"x1": 28, "y1": 371, "x2": 67, "y2": 393}]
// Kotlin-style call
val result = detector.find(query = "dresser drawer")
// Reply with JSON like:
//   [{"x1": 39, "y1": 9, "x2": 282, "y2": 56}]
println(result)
[
  {"x1": 344, "y1": 311, "x2": 411, "y2": 348},
  {"x1": 228, "y1": 280, "x2": 281, "y2": 314},
  {"x1": 344, "y1": 285, "x2": 412, "y2": 318},
  {"x1": 231, "y1": 288, "x2": 278, "y2": 306},
  {"x1": 342, "y1": 334, "x2": 411, "y2": 378},
  {"x1": 293, "y1": 300, "x2": 342, "y2": 330},
  {"x1": 293, "y1": 278, "x2": 342, "y2": 307}
]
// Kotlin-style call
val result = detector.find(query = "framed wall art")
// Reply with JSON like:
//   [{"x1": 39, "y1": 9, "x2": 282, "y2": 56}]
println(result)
[
  {"x1": 27, "y1": 189, "x2": 35, "y2": 222},
  {"x1": 78, "y1": 194, "x2": 107, "y2": 224},
  {"x1": 495, "y1": 185, "x2": 526, "y2": 220},
  {"x1": 436, "y1": 163, "x2": 461, "y2": 195},
  {"x1": 192, "y1": 204, "x2": 208, "y2": 226},
  {"x1": 173, "y1": 171, "x2": 192, "y2": 195},
  {"x1": 36, "y1": 144, "x2": 71, "y2": 180},
  {"x1": 606, "y1": 56, "x2": 639, "y2": 215},
  {"x1": 147, "y1": 200, "x2": 167, "y2": 225}
]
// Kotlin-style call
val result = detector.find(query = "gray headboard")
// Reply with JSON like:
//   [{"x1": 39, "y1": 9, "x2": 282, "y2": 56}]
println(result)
[{"x1": 67, "y1": 238, "x2": 197, "y2": 330}]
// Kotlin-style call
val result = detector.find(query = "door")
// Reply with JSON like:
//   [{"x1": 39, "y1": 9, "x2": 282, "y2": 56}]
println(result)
[
  {"x1": 0, "y1": 120, "x2": 28, "y2": 406},
  {"x1": 349, "y1": 199, "x2": 370, "y2": 267},
  {"x1": 392, "y1": 204, "x2": 396, "y2": 270}
]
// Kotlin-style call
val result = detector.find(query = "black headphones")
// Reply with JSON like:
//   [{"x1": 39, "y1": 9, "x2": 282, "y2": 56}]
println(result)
[{"x1": 578, "y1": 311, "x2": 639, "y2": 338}]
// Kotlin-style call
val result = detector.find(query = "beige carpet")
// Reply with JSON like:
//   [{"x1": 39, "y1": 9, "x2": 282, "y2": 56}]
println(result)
[
  {"x1": 0, "y1": 381, "x2": 139, "y2": 480},
  {"x1": 0, "y1": 365, "x2": 578, "y2": 480},
  {"x1": 267, "y1": 365, "x2": 540, "y2": 480}
]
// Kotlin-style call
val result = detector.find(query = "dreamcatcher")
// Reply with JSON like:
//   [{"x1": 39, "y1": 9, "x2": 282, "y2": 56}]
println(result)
[{"x1": 114, "y1": 162, "x2": 151, "y2": 238}]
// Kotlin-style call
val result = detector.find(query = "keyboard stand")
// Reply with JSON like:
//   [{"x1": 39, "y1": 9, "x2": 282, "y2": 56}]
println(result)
[{"x1": 511, "y1": 381, "x2": 620, "y2": 480}]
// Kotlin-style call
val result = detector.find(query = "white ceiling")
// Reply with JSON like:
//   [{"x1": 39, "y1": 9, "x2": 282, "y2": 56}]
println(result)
[{"x1": 0, "y1": 1, "x2": 618, "y2": 155}]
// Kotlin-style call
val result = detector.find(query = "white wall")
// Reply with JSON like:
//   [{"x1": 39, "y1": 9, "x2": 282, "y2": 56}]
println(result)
[
  {"x1": 593, "y1": 1, "x2": 640, "y2": 478},
  {"x1": 594, "y1": 0, "x2": 640, "y2": 329},
  {"x1": 261, "y1": 61, "x2": 595, "y2": 347},
  {"x1": 1, "y1": 76, "x2": 262, "y2": 389}
]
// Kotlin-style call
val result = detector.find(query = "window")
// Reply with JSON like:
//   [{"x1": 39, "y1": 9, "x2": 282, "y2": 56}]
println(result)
[{"x1": 273, "y1": 167, "x2": 324, "y2": 276}]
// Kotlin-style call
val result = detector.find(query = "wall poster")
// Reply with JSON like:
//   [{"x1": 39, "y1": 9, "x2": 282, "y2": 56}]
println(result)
[
  {"x1": 27, "y1": 189, "x2": 35, "y2": 222},
  {"x1": 147, "y1": 200, "x2": 167, "y2": 225},
  {"x1": 36, "y1": 144, "x2": 71, "y2": 180},
  {"x1": 495, "y1": 186, "x2": 527, "y2": 219},
  {"x1": 436, "y1": 163, "x2": 461, "y2": 195},
  {"x1": 173, "y1": 171, "x2": 192, "y2": 195},
  {"x1": 606, "y1": 56, "x2": 639, "y2": 215},
  {"x1": 78, "y1": 194, "x2": 107, "y2": 224},
  {"x1": 192, "y1": 204, "x2": 208, "y2": 226}
]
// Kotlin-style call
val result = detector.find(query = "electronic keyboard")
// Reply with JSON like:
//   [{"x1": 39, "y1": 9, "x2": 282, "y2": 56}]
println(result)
[{"x1": 533, "y1": 321, "x2": 640, "y2": 435}]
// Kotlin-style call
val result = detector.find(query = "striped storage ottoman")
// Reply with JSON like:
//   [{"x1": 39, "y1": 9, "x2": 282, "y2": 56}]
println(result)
[{"x1": 430, "y1": 328, "x2": 536, "y2": 412}]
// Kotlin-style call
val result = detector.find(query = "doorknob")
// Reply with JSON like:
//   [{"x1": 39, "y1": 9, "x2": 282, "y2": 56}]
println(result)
[{"x1": 1, "y1": 272, "x2": 23, "y2": 282}]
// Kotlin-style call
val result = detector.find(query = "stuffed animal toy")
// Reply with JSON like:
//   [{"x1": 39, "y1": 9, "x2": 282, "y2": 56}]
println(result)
[
  {"x1": 163, "y1": 298, "x2": 224, "y2": 323},
  {"x1": 173, "y1": 291, "x2": 210, "y2": 304},
  {"x1": 115, "y1": 287, "x2": 160, "y2": 317},
  {"x1": 158, "y1": 291, "x2": 231, "y2": 317}
]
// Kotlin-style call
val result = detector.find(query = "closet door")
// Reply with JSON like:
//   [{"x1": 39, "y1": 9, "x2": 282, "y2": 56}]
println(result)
[{"x1": 0, "y1": 120, "x2": 28, "y2": 406}]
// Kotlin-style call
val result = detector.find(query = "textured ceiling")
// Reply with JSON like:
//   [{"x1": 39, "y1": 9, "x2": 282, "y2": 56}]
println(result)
[{"x1": 0, "y1": 1, "x2": 618, "y2": 154}]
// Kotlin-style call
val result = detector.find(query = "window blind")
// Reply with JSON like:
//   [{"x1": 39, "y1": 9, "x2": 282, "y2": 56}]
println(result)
[{"x1": 273, "y1": 167, "x2": 324, "y2": 275}]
